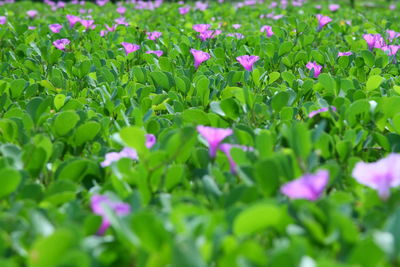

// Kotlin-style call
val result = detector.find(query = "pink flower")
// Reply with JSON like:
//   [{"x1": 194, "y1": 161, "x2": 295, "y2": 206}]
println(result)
[
  {"x1": 0, "y1": 16, "x2": 6, "y2": 25},
  {"x1": 28, "y1": 26, "x2": 36, "y2": 30},
  {"x1": 90, "y1": 195, "x2": 131, "y2": 235},
  {"x1": 197, "y1": 125, "x2": 233, "y2": 158},
  {"x1": 381, "y1": 45, "x2": 400, "y2": 56},
  {"x1": 316, "y1": 14, "x2": 332, "y2": 29},
  {"x1": 236, "y1": 55, "x2": 260, "y2": 71},
  {"x1": 116, "y1": 6, "x2": 126, "y2": 14},
  {"x1": 115, "y1": 17, "x2": 129, "y2": 26},
  {"x1": 195, "y1": 1, "x2": 208, "y2": 11},
  {"x1": 260, "y1": 25, "x2": 274, "y2": 37},
  {"x1": 66, "y1": 14, "x2": 81, "y2": 27},
  {"x1": 145, "y1": 134, "x2": 156, "y2": 148},
  {"x1": 315, "y1": 4, "x2": 322, "y2": 9},
  {"x1": 198, "y1": 30, "x2": 218, "y2": 41},
  {"x1": 121, "y1": 42, "x2": 140, "y2": 55},
  {"x1": 179, "y1": 6, "x2": 190, "y2": 15},
  {"x1": 363, "y1": 34, "x2": 386, "y2": 50},
  {"x1": 101, "y1": 147, "x2": 138, "y2": 167},
  {"x1": 232, "y1": 24, "x2": 241, "y2": 29},
  {"x1": 281, "y1": 170, "x2": 329, "y2": 201},
  {"x1": 389, "y1": 4, "x2": 396, "y2": 10},
  {"x1": 53, "y1": 38, "x2": 70, "y2": 50},
  {"x1": 26, "y1": 10, "x2": 38, "y2": 19},
  {"x1": 308, "y1": 106, "x2": 337, "y2": 118},
  {"x1": 386, "y1": 30, "x2": 400, "y2": 42},
  {"x1": 219, "y1": 144, "x2": 253, "y2": 174},
  {"x1": 80, "y1": 19, "x2": 95, "y2": 29},
  {"x1": 227, "y1": 33, "x2": 244, "y2": 39},
  {"x1": 352, "y1": 154, "x2": 400, "y2": 199},
  {"x1": 49, "y1": 23, "x2": 63, "y2": 33},
  {"x1": 193, "y1": 24, "x2": 211, "y2": 33},
  {"x1": 147, "y1": 31, "x2": 162, "y2": 41},
  {"x1": 306, "y1": 61, "x2": 322, "y2": 78},
  {"x1": 105, "y1": 24, "x2": 116, "y2": 32},
  {"x1": 190, "y1": 49, "x2": 211, "y2": 68},
  {"x1": 338, "y1": 51, "x2": 352, "y2": 57},
  {"x1": 146, "y1": 50, "x2": 163, "y2": 57},
  {"x1": 328, "y1": 4, "x2": 340, "y2": 12}
]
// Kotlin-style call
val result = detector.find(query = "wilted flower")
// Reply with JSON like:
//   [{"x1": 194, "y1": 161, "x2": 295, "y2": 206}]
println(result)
[
  {"x1": 260, "y1": 25, "x2": 274, "y2": 37},
  {"x1": 27, "y1": 10, "x2": 38, "y2": 19},
  {"x1": 190, "y1": 49, "x2": 211, "y2": 68},
  {"x1": 308, "y1": 106, "x2": 337, "y2": 118},
  {"x1": 316, "y1": 14, "x2": 332, "y2": 29},
  {"x1": 197, "y1": 125, "x2": 233, "y2": 158},
  {"x1": 352, "y1": 154, "x2": 400, "y2": 199},
  {"x1": 66, "y1": 14, "x2": 81, "y2": 27},
  {"x1": 179, "y1": 6, "x2": 190, "y2": 15},
  {"x1": 193, "y1": 24, "x2": 211, "y2": 33},
  {"x1": 328, "y1": 4, "x2": 340, "y2": 12},
  {"x1": 219, "y1": 144, "x2": 253, "y2": 174},
  {"x1": 53, "y1": 38, "x2": 70, "y2": 50},
  {"x1": 49, "y1": 23, "x2": 63, "y2": 33},
  {"x1": 281, "y1": 170, "x2": 329, "y2": 201},
  {"x1": 146, "y1": 50, "x2": 163, "y2": 57},
  {"x1": 147, "y1": 31, "x2": 162, "y2": 40},
  {"x1": 145, "y1": 134, "x2": 157, "y2": 148},
  {"x1": 236, "y1": 55, "x2": 260, "y2": 71},
  {"x1": 0, "y1": 16, "x2": 6, "y2": 25},
  {"x1": 306, "y1": 61, "x2": 322, "y2": 78},
  {"x1": 101, "y1": 147, "x2": 138, "y2": 167},
  {"x1": 338, "y1": 51, "x2": 352, "y2": 56},
  {"x1": 121, "y1": 42, "x2": 140, "y2": 55},
  {"x1": 90, "y1": 195, "x2": 131, "y2": 235}
]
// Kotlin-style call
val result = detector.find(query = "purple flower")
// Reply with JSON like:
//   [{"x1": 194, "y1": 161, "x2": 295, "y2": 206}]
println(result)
[
  {"x1": 352, "y1": 154, "x2": 400, "y2": 199},
  {"x1": 190, "y1": 49, "x2": 211, "y2": 68},
  {"x1": 328, "y1": 4, "x2": 340, "y2": 12},
  {"x1": 145, "y1": 134, "x2": 156, "y2": 148},
  {"x1": 53, "y1": 38, "x2": 70, "y2": 50},
  {"x1": 316, "y1": 14, "x2": 332, "y2": 29},
  {"x1": 179, "y1": 6, "x2": 190, "y2": 15},
  {"x1": 338, "y1": 51, "x2": 352, "y2": 57},
  {"x1": 90, "y1": 195, "x2": 131, "y2": 235},
  {"x1": 101, "y1": 147, "x2": 138, "y2": 167},
  {"x1": 260, "y1": 25, "x2": 274, "y2": 37},
  {"x1": 193, "y1": 24, "x2": 211, "y2": 33},
  {"x1": 105, "y1": 24, "x2": 116, "y2": 32},
  {"x1": 236, "y1": 55, "x2": 260, "y2": 71},
  {"x1": 145, "y1": 50, "x2": 163, "y2": 57},
  {"x1": 219, "y1": 144, "x2": 253, "y2": 174},
  {"x1": 198, "y1": 30, "x2": 217, "y2": 41},
  {"x1": 308, "y1": 106, "x2": 337, "y2": 118},
  {"x1": 306, "y1": 61, "x2": 323, "y2": 78},
  {"x1": 281, "y1": 170, "x2": 329, "y2": 201},
  {"x1": 232, "y1": 24, "x2": 241, "y2": 29},
  {"x1": 27, "y1": 10, "x2": 38, "y2": 19},
  {"x1": 115, "y1": 17, "x2": 129, "y2": 26},
  {"x1": 363, "y1": 34, "x2": 386, "y2": 50},
  {"x1": 49, "y1": 24, "x2": 63, "y2": 33},
  {"x1": 80, "y1": 19, "x2": 95, "y2": 30},
  {"x1": 121, "y1": 42, "x2": 140, "y2": 55},
  {"x1": 197, "y1": 125, "x2": 233, "y2": 158},
  {"x1": 381, "y1": 45, "x2": 400, "y2": 56},
  {"x1": 147, "y1": 31, "x2": 162, "y2": 41},
  {"x1": 387, "y1": 30, "x2": 400, "y2": 42},
  {"x1": 0, "y1": 16, "x2": 6, "y2": 25},
  {"x1": 195, "y1": 1, "x2": 208, "y2": 11},
  {"x1": 116, "y1": 6, "x2": 126, "y2": 14},
  {"x1": 227, "y1": 33, "x2": 244, "y2": 39},
  {"x1": 28, "y1": 26, "x2": 36, "y2": 30},
  {"x1": 389, "y1": 4, "x2": 396, "y2": 10},
  {"x1": 66, "y1": 14, "x2": 81, "y2": 27}
]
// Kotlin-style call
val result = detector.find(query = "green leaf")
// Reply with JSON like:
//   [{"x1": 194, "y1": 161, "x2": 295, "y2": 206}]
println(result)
[
  {"x1": 318, "y1": 73, "x2": 336, "y2": 94},
  {"x1": 54, "y1": 94, "x2": 66, "y2": 111},
  {"x1": 278, "y1": 41, "x2": 293, "y2": 56},
  {"x1": 361, "y1": 50, "x2": 375, "y2": 67},
  {"x1": 366, "y1": 75, "x2": 383, "y2": 91},
  {"x1": 73, "y1": 121, "x2": 101, "y2": 146},
  {"x1": 10, "y1": 79, "x2": 26, "y2": 98},
  {"x1": 120, "y1": 126, "x2": 147, "y2": 155},
  {"x1": 0, "y1": 168, "x2": 21, "y2": 198},
  {"x1": 53, "y1": 111, "x2": 80, "y2": 137}
]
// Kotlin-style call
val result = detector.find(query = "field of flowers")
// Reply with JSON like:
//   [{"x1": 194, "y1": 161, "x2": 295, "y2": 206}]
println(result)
[{"x1": 1, "y1": 0, "x2": 400, "y2": 266}]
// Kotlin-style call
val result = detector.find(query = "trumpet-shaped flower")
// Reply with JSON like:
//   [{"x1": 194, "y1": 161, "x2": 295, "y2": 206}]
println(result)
[
  {"x1": 236, "y1": 55, "x2": 260, "y2": 71},
  {"x1": 197, "y1": 125, "x2": 233, "y2": 158},
  {"x1": 146, "y1": 50, "x2": 163, "y2": 57},
  {"x1": 0, "y1": 16, "x2": 6, "y2": 25},
  {"x1": 352, "y1": 154, "x2": 400, "y2": 199},
  {"x1": 147, "y1": 31, "x2": 162, "y2": 40},
  {"x1": 316, "y1": 14, "x2": 332, "y2": 29},
  {"x1": 281, "y1": 170, "x2": 329, "y2": 201},
  {"x1": 66, "y1": 14, "x2": 81, "y2": 27},
  {"x1": 53, "y1": 38, "x2": 70, "y2": 50},
  {"x1": 49, "y1": 23, "x2": 63, "y2": 33},
  {"x1": 260, "y1": 25, "x2": 274, "y2": 37},
  {"x1": 306, "y1": 61, "x2": 322, "y2": 78},
  {"x1": 190, "y1": 49, "x2": 211, "y2": 68},
  {"x1": 27, "y1": 10, "x2": 38, "y2": 19},
  {"x1": 328, "y1": 4, "x2": 340, "y2": 12},
  {"x1": 121, "y1": 42, "x2": 140, "y2": 55},
  {"x1": 193, "y1": 24, "x2": 211, "y2": 33},
  {"x1": 179, "y1": 6, "x2": 190, "y2": 15},
  {"x1": 90, "y1": 195, "x2": 131, "y2": 235},
  {"x1": 145, "y1": 134, "x2": 157, "y2": 148}
]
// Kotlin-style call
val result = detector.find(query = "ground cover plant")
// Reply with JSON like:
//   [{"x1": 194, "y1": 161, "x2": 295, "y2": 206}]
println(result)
[{"x1": 1, "y1": 0, "x2": 400, "y2": 266}]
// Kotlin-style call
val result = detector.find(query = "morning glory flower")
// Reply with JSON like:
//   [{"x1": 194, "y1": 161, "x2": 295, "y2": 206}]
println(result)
[
  {"x1": 101, "y1": 147, "x2": 138, "y2": 167},
  {"x1": 316, "y1": 14, "x2": 332, "y2": 30},
  {"x1": 306, "y1": 61, "x2": 322, "y2": 78},
  {"x1": 145, "y1": 134, "x2": 157, "y2": 148},
  {"x1": 121, "y1": 42, "x2": 140, "y2": 55},
  {"x1": 308, "y1": 106, "x2": 337, "y2": 118},
  {"x1": 179, "y1": 6, "x2": 190, "y2": 15},
  {"x1": 66, "y1": 14, "x2": 81, "y2": 27},
  {"x1": 381, "y1": 45, "x2": 400, "y2": 56},
  {"x1": 190, "y1": 49, "x2": 211, "y2": 68},
  {"x1": 0, "y1": 16, "x2": 6, "y2": 25},
  {"x1": 352, "y1": 154, "x2": 400, "y2": 199},
  {"x1": 193, "y1": 24, "x2": 211, "y2": 33},
  {"x1": 28, "y1": 26, "x2": 36, "y2": 30},
  {"x1": 236, "y1": 55, "x2": 260, "y2": 71},
  {"x1": 146, "y1": 50, "x2": 163, "y2": 57},
  {"x1": 147, "y1": 31, "x2": 162, "y2": 40},
  {"x1": 232, "y1": 24, "x2": 241, "y2": 29},
  {"x1": 363, "y1": 34, "x2": 386, "y2": 50},
  {"x1": 116, "y1": 6, "x2": 126, "y2": 14},
  {"x1": 281, "y1": 170, "x2": 329, "y2": 201},
  {"x1": 338, "y1": 51, "x2": 352, "y2": 56},
  {"x1": 197, "y1": 125, "x2": 233, "y2": 158},
  {"x1": 227, "y1": 33, "x2": 244, "y2": 39},
  {"x1": 219, "y1": 144, "x2": 254, "y2": 174},
  {"x1": 328, "y1": 4, "x2": 340, "y2": 12},
  {"x1": 49, "y1": 24, "x2": 63, "y2": 33},
  {"x1": 90, "y1": 195, "x2": 131, "y2": 235},
  {"x1": 80, "y1": 19, "x2": 95, "y2": 29},
  {"x1": 260, "y1": 25, "x2": 274, "y2": 37},
  {"x1": 386, "y1": 30, "x2": 400, "y2": 42},
  {"x1": 26, "y1": 10, "x2": 38, "y2": 19},
  {"x1": 195, "y1": 1, "x2": 208, "y2": 11},
  {"x1": 115, "y1": 17, "x2": 129, "y2": 26},
  {"x1": 53, "y1": 38, "x2": 70, "y2": 50}
]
